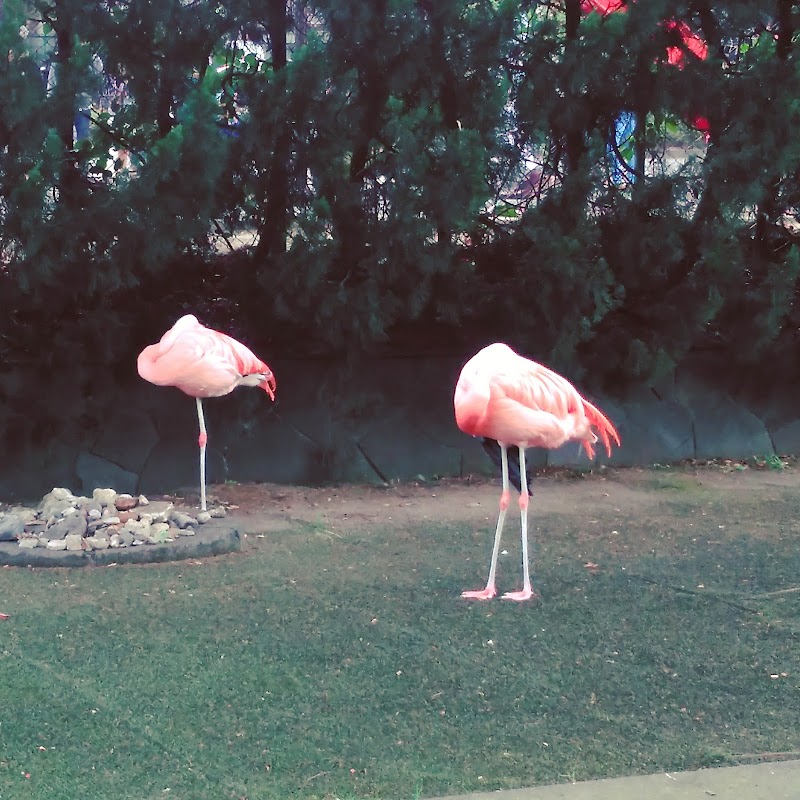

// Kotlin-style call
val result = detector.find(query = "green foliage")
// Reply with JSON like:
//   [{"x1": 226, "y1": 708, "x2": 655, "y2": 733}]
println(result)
[{"x1": 0, "y1": 0, "x2": 799, "y2": 412}]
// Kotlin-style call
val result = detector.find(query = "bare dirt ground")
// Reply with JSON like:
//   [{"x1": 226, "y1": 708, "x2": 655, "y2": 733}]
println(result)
[{"x1": 198, "y1": 463, "x2": 800, "y2": 556}]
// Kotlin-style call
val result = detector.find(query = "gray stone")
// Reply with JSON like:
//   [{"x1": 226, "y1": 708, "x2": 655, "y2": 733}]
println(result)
[
  {"x1": 92, "y1": 488, "x2": 117, "y2": 507},
  {"x1": 196, "y1": 511, "x2": 211, "y2": 524},
  {"x1": 44, "y1": 487, "x2": 75, "y2": 503},
  {"x1": 176, "y1": 527, "x2": 196, "y2": 536},
  {"x1": 145, "y1": 502, "x2": 174, "y2": 523},
  {"x1": 18, "y1": 537, "x2": 39, "y2": 549},
  {"x1": 64, "y1": 534, "x2": 84, "y2": 551},
  {"x1": 0, "y1": 513, "x2": 26, "y2": 542},
  {"x1": 120, "y1": 519, "x2": 148, "y2": 535},
  {"x1": 45, "y1": 512, "x2": 88, "y2": 540},
  {"x1": 147, "y1": 524, "x2": 172, "y2": 544},
  {"x1": 39, "y1": 488, "x2": 77, "y2": 521},
  {"x1": 209, "y1": 506, "x2": 227, "y2": 518},
  {"x1": 89, "y1": 537, "x2": 109, "y2": 550},
  {"x1": 150, "y1": 521, "x2": 170, "y2": 536},
  {"x1": 170, "y1": 511, "x2": 197, "y2": 530},
  {"x1": 87, "y1": 518, "x2": 107, "y2": 534},
  {"x1": 79, "y1": 500, "x2": 103, "y2": 518},
  {"x1": 46, "y1": 539, "x2": 67, "y2": 550},
  {"x1": 119, "y1": 531, "x2": 135, "y2": 546},
  {"x1": 77, "y1": 453, "x2": 137, "y2": 497},
  {"x1": 8, "y1": 505, "x2": 37, "y2": 525},
  {"x1": 25, "y1": 520, "x2": 46, "y2": 535}
]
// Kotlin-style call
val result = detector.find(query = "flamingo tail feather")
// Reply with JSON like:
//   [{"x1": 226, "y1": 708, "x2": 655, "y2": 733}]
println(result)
[{"x1": 583, "y1": 400, "x2": 621, "y2": 458}]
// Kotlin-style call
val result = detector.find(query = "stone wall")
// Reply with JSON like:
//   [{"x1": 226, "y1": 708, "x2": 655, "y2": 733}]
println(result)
[{"x1": 1, "y1": 354, "x2": 797, "y2": 502}]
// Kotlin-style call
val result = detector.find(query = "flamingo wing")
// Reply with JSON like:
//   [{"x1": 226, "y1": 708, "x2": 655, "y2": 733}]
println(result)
[
  {"x1": 456, "y1": 344, "x2": 620, "y2": 457},
  {"x1": 213, "y1": 330, "x2": 276, "y2": 398},
  {"x1": 137, "y1": 315, "x2": 275, "y2": 399},
  {"x1": 492, "y1": 360, "x2": 620, "y2": 457}
]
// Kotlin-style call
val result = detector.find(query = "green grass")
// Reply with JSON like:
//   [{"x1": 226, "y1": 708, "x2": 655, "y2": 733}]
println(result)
[{"x1": 1, "y1": 513, "x2": 799, "y2": 800}]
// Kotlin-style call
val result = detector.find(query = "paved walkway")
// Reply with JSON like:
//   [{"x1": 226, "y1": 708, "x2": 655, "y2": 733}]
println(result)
[{"x1": 435, "y1": 760, "x2": 800, "y2": 800}]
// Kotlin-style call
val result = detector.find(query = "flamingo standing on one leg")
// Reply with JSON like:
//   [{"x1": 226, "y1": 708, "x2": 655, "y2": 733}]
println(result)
[
  {"x1": 454, "y1": 343, "x2": 620, "y2": 601},
  {"x1": 137, "y1": 315, "x2": 276, "y2": 511}
]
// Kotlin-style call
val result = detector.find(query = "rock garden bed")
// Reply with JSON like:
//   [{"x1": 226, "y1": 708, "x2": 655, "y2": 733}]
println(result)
[{"x1": 0, "y1": 487, "x2": 240, "y2": 566}]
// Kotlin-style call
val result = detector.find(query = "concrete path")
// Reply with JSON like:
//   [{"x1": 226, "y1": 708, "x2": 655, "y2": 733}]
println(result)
[{"x1": 434, "y1": 760, "x2": 800, "y2": 800}]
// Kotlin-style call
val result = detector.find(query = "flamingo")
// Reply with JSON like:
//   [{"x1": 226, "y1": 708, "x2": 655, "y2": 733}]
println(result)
[
  {"x1": 454, "y1": 343, "x2": 620, "y2": 601},
  {"x1": 137, "y1": 314, "x2": 276, "y2": 511}
]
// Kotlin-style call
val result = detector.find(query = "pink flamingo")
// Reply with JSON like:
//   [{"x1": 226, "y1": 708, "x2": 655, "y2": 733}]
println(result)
[
  {"x1": 137, "y1": 315, "x2": 276, "y2": 511},
  {"x1": 454, "y1": 343, "x2": 620, "y2": 601}
]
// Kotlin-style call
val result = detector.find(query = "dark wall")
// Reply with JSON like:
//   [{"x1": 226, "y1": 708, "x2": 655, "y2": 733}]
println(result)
[{"x1": 1, "y1": 355, "x2": 797, "y2": 503}]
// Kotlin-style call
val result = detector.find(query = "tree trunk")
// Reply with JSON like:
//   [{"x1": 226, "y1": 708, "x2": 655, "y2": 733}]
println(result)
[
  {"x1": 255, "y1": 0, "x2": 291, "y2": 262},
  {"x1": 564, "y1": 0, "x2": 584, "y2": 173}
]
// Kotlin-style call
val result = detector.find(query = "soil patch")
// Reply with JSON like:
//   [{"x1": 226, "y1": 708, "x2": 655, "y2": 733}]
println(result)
[{"x1": 195, "y1": 463, "x2": 800, "y2": 554}]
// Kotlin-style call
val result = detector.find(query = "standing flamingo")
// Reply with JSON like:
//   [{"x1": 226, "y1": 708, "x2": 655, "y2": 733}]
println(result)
[
  {"x1": 454, "y1": 343, "x2": 620, "y2": 601},
  {"x1": 137, "y1": 315, "x2": 276, "y2": 511}
]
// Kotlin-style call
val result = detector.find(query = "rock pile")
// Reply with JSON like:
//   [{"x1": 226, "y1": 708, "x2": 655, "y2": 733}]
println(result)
[{"x1": 0, "y1": 488, "x2": 226, "y2": 551}]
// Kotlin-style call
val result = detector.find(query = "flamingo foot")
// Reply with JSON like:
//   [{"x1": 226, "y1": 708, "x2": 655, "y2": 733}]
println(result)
[
  {"x1": 461, "y1": 587, "x2": 497, "y2": 600},
  {"x1": 501, "y1": 588, "x2": 538, "y2": 602}
]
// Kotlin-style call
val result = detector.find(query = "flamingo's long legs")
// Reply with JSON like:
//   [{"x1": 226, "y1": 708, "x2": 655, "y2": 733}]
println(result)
[
  {"x1": 462, "y1": 444, "x2": 510, "y2": 600},
  {"x1": 196, "y1": 397, "x2": 208, "y2": 512},
  {"x1": 502, "y1": 448, "x2": 537, "y2": 601}
]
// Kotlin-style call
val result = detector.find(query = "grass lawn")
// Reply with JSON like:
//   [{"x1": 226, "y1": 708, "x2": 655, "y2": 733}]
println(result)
[{"x1": 1, "y1": 470, "x2": 799, "y2": 799}]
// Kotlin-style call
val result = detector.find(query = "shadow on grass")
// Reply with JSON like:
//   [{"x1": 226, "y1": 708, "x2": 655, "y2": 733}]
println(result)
[{"x1": 1, "y1": 519, "x2": 799, "y2": 799}]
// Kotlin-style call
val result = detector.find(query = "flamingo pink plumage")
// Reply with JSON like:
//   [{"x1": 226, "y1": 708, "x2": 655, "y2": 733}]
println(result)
[
  {"x1": 137, "y1": 314, "x2": 276, "y2": 511},
  {"x1": 454, "y1": 343, "x2": 620, "y2": 601}
]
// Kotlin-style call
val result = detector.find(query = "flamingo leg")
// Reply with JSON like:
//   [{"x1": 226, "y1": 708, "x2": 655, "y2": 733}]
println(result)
[
  {"x1": 196, "y1": 397, "x2": 208, "y2": 512},
  {"x1": 462, "y1": 444, "x2": 510, "y2": 600},
  {"x1": 503, "y1": 448, "x2": 538, "y2": 602}
]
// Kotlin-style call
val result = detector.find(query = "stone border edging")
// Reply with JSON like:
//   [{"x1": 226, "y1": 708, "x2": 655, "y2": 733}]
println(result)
[{"x1": 0, "y1": 519, "x2": 241, "y2": 567}]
